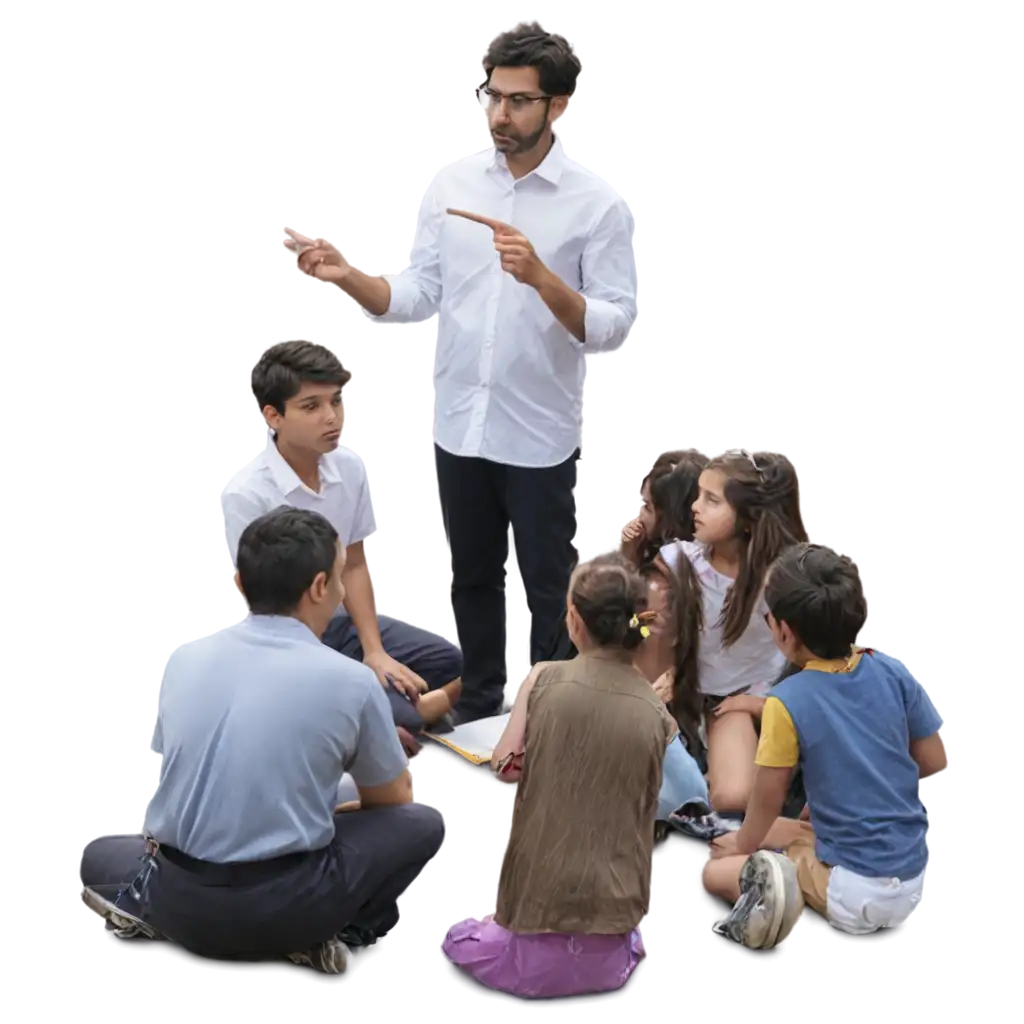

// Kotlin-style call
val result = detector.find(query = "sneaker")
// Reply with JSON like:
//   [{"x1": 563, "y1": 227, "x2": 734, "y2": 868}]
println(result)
[
  {"x1": 81, "y1": 887, "x2": 163, "y2": 941},
  {"x1": 712, "y1": 851, "x2": 804, "y2": 949},
  {"x1": 286, "y1": 936, "x2": 349, "y2": 974},
  {"x1": 663, "y1": 798, "x2": 737, "y2": 839}
]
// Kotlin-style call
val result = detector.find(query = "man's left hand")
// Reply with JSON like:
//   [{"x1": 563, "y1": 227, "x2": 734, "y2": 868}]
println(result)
[{"x1": 447, "y1": 208, "x2": 550, "y2": 289}]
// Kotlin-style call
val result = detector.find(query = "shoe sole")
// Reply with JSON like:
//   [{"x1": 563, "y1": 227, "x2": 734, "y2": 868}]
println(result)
[
  {"x1": 773, "y1": 854, "x2": 805, "y2": 944},
  {"x1": 744, "y1": 852, "x2": 787, "y2": 948},
  {"x1": 287, "y1": 940, "x2": 348, "y2": 974},
  {"x1": 757, "y1": 851, "x2": 786, "y2": 946},
  {"x1": 81, "y1": 887, "x2": 161, "y2": 940}
]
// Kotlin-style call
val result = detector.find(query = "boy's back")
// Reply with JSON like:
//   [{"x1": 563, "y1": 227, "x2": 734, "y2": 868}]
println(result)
[
  {"x1": 705, "y1": 543, "x2": 946, "y2": 945},
  {"x1": 767, "y1": 648, "x2": 943, "y2": 879}
]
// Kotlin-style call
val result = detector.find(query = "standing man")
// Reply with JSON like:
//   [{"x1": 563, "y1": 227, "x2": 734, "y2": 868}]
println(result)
[{"x1": 283, "y1": 22, "x2": 638, "y2": 723}]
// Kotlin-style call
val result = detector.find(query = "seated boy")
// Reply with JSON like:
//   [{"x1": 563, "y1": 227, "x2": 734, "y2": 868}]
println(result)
[
  {"x1": 703, "y1": 542, "x2": 946, "y2": 947},
  {"x1": 79, "y1": 507, "x2": 445, "y2": 973},
  {"x1": 221, "y1": 341, "x2": 463, "y2": 742}
]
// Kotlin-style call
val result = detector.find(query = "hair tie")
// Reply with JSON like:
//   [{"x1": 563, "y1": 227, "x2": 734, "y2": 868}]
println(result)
[{"x1": 626, "y1": 610, "x2": 651, "y2": 634}]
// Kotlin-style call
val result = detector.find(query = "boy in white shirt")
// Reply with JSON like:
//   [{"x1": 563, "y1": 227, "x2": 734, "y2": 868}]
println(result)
[{"x1": 222, "y1": 341, "x2": 463, "y2": 743}]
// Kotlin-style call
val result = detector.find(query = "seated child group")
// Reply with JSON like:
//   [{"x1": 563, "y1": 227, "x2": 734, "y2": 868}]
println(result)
[{"x1": 78, "y1": 341, "x2": 947, "y2": 996}]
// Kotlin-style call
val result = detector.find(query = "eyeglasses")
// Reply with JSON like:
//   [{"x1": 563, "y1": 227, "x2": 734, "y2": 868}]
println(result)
[
  {"x1": 723, "y1": 448, "x2": 765, "y2": 476},
  {"x1": 476, "y1": 83, "x2": 554, "y2": 114}
]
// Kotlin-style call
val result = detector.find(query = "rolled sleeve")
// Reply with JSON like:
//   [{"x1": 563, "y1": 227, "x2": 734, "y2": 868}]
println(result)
[
  {"x1": 576, "y1": 198, "x2": 638, "y2": 352},
  {"x1": 368, "y1": 272, "x2": 427, "y2": 322}
]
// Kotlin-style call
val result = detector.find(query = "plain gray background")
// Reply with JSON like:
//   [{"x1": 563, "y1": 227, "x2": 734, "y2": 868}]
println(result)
[{"x1": 2, "y1": 6, "x2": 1024, "y2": 1015}]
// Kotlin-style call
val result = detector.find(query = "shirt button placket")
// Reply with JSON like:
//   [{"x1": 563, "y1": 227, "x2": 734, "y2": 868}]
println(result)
[{"x1": 478, "y1": 189, "x2": 513, "y2": 410}]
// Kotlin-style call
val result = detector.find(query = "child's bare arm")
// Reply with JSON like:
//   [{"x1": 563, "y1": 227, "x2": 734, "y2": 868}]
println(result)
[
  {"x1": 913, "y1": 733, "x2": 950, "y2": 778},
  {"x1": 491, "y1": 663, "x2": 548, "y2": 770}
]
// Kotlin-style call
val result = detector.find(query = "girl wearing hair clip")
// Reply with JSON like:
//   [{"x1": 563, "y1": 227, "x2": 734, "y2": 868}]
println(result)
[
  {"x1": 659, "y1": 450, "x2": 808, "y2": 818},
  {"x1": 442, "y1": 553, "x2": 682, "y2": 999}
]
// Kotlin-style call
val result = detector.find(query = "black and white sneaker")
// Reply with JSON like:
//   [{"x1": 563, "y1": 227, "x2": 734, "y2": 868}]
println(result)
[
  {"x1": 666, "y1": 802, "x2": 737, "y2": 841},
  {"x1": 286, "y1": 936, "x2": 349, "y2": 974},
  {"x1": 712, "y1": 851, "x2": 804, "y2": 950},
  {"x1": 81, "y1": 887, "x2": 163, "y2": 941}
]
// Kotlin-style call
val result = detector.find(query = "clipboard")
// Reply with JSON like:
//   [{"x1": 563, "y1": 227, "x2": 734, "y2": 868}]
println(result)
[{"x1": 424, "y1": 712, "x2": 511, "y2": 765}]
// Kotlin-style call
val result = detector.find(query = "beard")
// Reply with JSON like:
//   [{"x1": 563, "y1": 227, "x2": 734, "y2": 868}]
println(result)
[{"x1": 491, "y1": 113, "x2": 549, "y2": 155}]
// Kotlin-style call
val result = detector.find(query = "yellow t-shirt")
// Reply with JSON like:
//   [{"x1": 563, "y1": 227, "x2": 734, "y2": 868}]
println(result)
[{"x1": 754, "y1": 648, "x2": 867, "y2": 769}]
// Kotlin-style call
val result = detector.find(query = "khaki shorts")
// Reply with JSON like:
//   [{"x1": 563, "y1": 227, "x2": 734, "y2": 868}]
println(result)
[{"x1": 783, "y1": 823, "x2": 831, "y2": 916}]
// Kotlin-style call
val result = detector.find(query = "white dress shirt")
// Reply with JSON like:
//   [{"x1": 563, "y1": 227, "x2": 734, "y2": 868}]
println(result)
[
  {"x1": 221, "y1": 434, "x2": 376, "y2": 565},
  {"x1": 367, "y1": 136, "x2": 638, "y2": 468}
]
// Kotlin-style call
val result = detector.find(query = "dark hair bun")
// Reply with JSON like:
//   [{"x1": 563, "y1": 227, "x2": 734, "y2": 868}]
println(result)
[{"x1": 570, "y1": 553, "x2": 649, "y2": 651}]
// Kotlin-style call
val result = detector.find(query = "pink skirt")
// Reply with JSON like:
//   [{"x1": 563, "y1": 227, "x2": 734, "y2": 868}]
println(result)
[{"x1": 442, "y1": 915, "x2": 645, "y2": 999}]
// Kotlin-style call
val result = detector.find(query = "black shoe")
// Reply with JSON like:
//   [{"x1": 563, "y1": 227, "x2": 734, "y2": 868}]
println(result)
[{"x1": 338, "y1": 922, "x2": 379, "y2": 948}]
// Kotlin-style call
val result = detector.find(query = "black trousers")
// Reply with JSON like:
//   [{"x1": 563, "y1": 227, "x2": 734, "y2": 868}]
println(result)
[
  {"x1": 321, "y1": 611, "x2": 463, "y2": 732},
  {"x1": 434, "y1": 444, "x2": 579, "y2": 719},
  {"x1": 73, "y1": 802, "x2": 507, "y2": 962},
  {"x1": 80, "y1": 803, "x2": 444, "y2": 959}
]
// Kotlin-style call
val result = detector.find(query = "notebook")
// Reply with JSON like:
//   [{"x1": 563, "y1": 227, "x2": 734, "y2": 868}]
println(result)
[{"x1": 425, "y1": 712, "x2": 511, "y2": 765}]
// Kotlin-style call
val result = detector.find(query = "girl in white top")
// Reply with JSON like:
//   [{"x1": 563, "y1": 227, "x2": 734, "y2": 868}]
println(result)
[{"x1": 660, "y1": 450, "x2": 807, "y2": 815}]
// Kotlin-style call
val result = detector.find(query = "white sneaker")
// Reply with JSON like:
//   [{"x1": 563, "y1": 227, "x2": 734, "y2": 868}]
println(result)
[{"x1": 713, "y1": 851, "x2": 804, "y2": 949}]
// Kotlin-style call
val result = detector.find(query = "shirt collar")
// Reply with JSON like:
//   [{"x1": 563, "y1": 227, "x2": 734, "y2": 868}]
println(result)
[
  {"x1": 489, "y1": 133, "x2": 566, "y2": 185},
  {"x1": 263, "y1": 431, "x2": 339, "y2": 496},
  {"x1": 804, "y1": 647, "x2": 870, "y2": 675},
  {"x1": 242, "y1": 613, "x2": 322, "y2": 647}
]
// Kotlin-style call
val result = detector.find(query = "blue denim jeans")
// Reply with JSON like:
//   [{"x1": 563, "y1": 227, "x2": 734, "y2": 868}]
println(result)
[{"x1": 658, "y1": 735, "x2": 709, "y2": 820}]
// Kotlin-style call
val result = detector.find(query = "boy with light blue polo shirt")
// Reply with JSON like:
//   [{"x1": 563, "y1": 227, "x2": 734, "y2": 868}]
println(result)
[
  {"x1": 79, "y1": 507, "x2": 445, "y2": 974},
  {"x1": 702, "y1": 543, "x2": 946, "y2": 949}
]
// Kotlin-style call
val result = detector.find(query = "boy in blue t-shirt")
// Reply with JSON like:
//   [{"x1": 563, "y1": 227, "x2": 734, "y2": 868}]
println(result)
[{"x1": 703, "y1": 543, "x2": 946, "y2": 948}]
